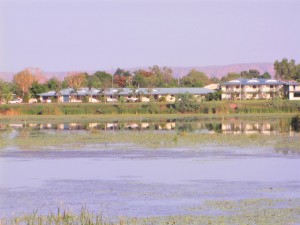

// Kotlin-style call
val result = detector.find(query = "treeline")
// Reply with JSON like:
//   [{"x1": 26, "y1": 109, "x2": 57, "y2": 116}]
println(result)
[{"x1": 0, "y1": 59, "x2": 299, "y2": 103}]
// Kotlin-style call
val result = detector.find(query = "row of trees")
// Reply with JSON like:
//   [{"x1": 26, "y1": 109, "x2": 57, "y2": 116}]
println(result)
[
  {"x1": 0, "y1": 59, "x2": 298, "y2": 103},
  {"x1": 0, "y1": 66, "x2": 219, "y2": 102},
  {"x1": 274, "y1": 58, "x2": 300, "y2": 81}
]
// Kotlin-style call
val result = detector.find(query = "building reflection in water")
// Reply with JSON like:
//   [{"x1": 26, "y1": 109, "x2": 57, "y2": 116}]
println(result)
[{"x1": 1, "y1": 119, "x2": 299, "y2": 135}]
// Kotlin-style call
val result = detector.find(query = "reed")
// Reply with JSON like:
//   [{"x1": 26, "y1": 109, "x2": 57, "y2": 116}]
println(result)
[
  {"x1": 1, "y1": 100, "x2": 300, "y2": 115},
  {"x1": 1, "y1": 199, "x2": 300, "y2": 225}
]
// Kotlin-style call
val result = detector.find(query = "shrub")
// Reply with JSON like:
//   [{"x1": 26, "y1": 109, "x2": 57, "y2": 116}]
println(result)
[{"x1": 174, "y1": 93, "x2": 200, "y2": 113}]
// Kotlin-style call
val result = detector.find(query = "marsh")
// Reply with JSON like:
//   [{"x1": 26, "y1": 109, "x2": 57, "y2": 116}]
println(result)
[{"x1": 0, "y1": 116, "x2": 300, "y2": 224}]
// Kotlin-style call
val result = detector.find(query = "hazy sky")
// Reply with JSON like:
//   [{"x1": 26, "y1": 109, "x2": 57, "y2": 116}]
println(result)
[{"x1": 1, "y1": 0, "x2": 299, "y2": 72}]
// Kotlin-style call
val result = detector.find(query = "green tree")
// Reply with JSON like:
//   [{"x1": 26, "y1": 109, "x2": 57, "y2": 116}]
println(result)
[
  {"x1": 0, "y1": 79, "x2": 13, "y2": 103},
  {"x1": 133, "y1": 70, "x2": 156, "y2": 88},
  {"x1": 295, "y1": 64, "x2": 300, "y2": 81},
  {"x1": 274, "y1": 58, "x2": 297, "y2": 80},
  {"x1": 114, "y1": 68, "x2": 131, "y2": 77},
  {"x1": 220, "y1": 72, "x2": 241, "y2": 82},
  {"x1": 181, "y1": 69, "x2": 210, "y2": 87},
  {"x1": 241, "y1": 69, "x2": 261, "y2": 79},
  {"x1": 174, "y1": 93, "x2": 200, "y2": 113},
  {"x1": 30, "y1": 81, "x2": 48, "y2": 98},
  {"x1": 260, "y1": 72, "x2": 271, "y2": 79},
  {"x1": 93, "y1": 71, "x2": 113, "y2": 89},
  {"x1": 206, "y1": 88, "x2": 222, "y2": 101},
  {"x1": 46, "y1": 77, "x2": 61, "y2": 91},
  {"x1": 87, "y1": 75, "x2": 102, "y2": 89},
  {"x1": 149, "y1": 65, "x2": 176, "y2": 87}
]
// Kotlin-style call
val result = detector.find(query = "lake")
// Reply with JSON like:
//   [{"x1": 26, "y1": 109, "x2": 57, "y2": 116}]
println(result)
[{"x1": 0, "y1": 116, "x2": 300, "y2": 223}]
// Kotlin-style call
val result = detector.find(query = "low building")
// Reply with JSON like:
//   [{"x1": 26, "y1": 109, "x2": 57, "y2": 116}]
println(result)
[
  {"x1": 220, "y1": 78, "x2": 285, "y2": 100},
  {"x1": 39, "y1": 87, "x2": 214, "y2": 103},
  {"x1": 39, "y1": 88, "x2": 101, "y2": 103},
  {"x1": 285, "y1": 81, "x2": 300, "y2": 100}
]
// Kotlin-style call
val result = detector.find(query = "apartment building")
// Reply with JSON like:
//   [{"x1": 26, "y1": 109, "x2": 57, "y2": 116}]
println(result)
[{"x1": 221, "y1": 78, "x2": 285, "y2": 100}]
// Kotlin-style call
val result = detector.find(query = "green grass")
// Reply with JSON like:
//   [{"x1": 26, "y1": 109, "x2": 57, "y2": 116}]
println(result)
[
  {"x1": 0, "y1": 113, "x2": 299, "y2": 152},
  {"x1": 0, "y1": 112, "x2": 297, "y2": 125},
  {"x1": 1, "y1": 100, "x2": 300, "y2": 115},
  {"x1": 1, "y1": 127, "x2": 299, "y2": 152}
]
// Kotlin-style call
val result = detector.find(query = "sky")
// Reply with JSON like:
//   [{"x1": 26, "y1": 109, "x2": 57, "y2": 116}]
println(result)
[{"x1": 1, "y1": 0, "x2": 299, "y2": 72}]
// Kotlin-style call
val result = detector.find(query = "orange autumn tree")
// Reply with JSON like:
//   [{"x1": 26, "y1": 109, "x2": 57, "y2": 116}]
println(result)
[
  {"x1": 64, "y1": 72, "x2": 86, "y2": 91},
  {"x1": 13, "y1": 68, "x2": 40, "y2": 98}
]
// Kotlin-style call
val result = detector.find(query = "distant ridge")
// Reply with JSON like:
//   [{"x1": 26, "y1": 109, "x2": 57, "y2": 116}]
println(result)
[
  {"x1": 0, "y1": 63, "x2": 274, "y2": 81},
  {"x1": 169, "y1": 63, "x2": 274, "y2": 78}
]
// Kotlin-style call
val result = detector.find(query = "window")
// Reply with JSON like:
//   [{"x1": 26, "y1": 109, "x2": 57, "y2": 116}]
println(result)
[
  {"x1": 253, "y1": 85, "x2": 257, "y2": 89},
  {"x1": 270, "y1": 85, "x2": 274, "y2": 88},
  {"x1": 294, "y1": 93, "x2": 300, "y2": 98}
]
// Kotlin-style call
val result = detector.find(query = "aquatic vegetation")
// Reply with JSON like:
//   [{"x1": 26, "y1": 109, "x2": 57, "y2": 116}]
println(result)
[
  {"x1": 1, "y1": 198, "x2": 300, "y2": 225},
  {"x1": 1, "y1": 125, "x2": 299, "y2": 153},
  {"x1": 1, "y1": 100, "x2": 300, "y2": 116}
]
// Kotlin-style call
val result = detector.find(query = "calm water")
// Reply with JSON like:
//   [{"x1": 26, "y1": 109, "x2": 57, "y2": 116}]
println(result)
[
  {"x1": 0, "y1": 118, "x2": 300, "y2": 218},
  {"x1": 1, "y1": 118, "x2": 298, "y2": 134}
]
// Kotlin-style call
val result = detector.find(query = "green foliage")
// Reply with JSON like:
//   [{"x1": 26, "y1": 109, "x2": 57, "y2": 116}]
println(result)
[
  {"x1": 82, "y1": 96, "x2": 89, "y2": 103},
  {"x1": 220, "y1": 70, "x2": 271, "y2": 82},
  {"x1": 174, "y1": 93, "x2": 200, "y2": 113},
  {"x1": 241, "y1": 69, "x2": 261, "y2": 78},
  {"x1": 86, "y1": 75, "x2": 102, "y2": 88},
  {"x1": 147, "y1": 100, "x2": 159, "y2": 114},
  {"x1": 30, "y1": 81, "x2": 48, "y2": 98},
  {"x1": 153, "y1": 66, "x2": 176, "y2": 87},
  {"x1": 133, "y1": 71, "x2": 157, "y2": 88},
  {"x1": 274, "y1": 58, "x2": 300, "y2": 81},
  {"x1": 22, "y1": 94, "x2": 30, "y2": 103},
  {"x1": 132, "y1": 66, "x2": 177, "y2": 88},
  {"x1": 291, "y1": 114, "x2": 300, "y2": 131},
  {"x1": 0, "y1": 79, "x2": 13, "y2": 103},
  {"x1": 2, "y1": 100, "x2": 300, "y2": 116},
  {"x1": 46, "y1": 77, "x2": 61, "y2": 91},
  {"x1": 159, "y1": 96, "x2": 167, "y2": 102},
  {"x1": 261, "y1": 72, "x2": 271, "y2": 79},
  {"x1": 114, "y1": 68, "x2": 131, "y2": 77},
  {"x1": 220, "y1": 72, "x2": 241, "y2": 82},
  {"x1": 206, "y1": 89, "x2": 222, "y2": 101},
  {"x1": 181, "y1": 69, "x2": 210, "y2": 87},
  {"x1": 93, "y1": 71, "x2": 113, "y2": 88}
]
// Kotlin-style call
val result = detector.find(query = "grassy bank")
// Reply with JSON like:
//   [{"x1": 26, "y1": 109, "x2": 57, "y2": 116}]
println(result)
[
  {"x1": 0, "y1": 112, "x2": 297, "y2": 125},
  {"x1": 1, "y1": 124, "x2": 299, "y2": 153},
  {"x1": 0, "y1": 100, "x2": 300, "y2": 116},
  {"x1": 1, "y1": 198, "x2": 300, "y2": 225}
]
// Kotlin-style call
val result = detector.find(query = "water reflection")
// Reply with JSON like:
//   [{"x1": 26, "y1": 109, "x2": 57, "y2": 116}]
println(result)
[{"x1": 0, "y1": 118, "x2": 298, "y2": 134}]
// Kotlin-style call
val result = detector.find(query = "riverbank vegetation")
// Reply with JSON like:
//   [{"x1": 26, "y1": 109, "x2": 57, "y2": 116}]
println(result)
[
  {"x1": 1, "y1": 118, "x2": 299, "y2": 153},
  {"x1": 1, "y1": 198, "x2": 299, "y2": 225},
  {"x1": 1, "y1": 99, "x2": 300, "y2": 116}
]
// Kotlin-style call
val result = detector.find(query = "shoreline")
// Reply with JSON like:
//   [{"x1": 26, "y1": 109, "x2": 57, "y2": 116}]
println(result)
[{"x1": 0, "y1": 112, "x2": 298, "y2": 124}]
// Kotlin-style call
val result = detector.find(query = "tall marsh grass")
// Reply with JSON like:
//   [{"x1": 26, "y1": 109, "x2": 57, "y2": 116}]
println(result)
[
  {"x1": 1, "y1": 201, "x2": 300, "y2": 225},
  {"x1": 1, "y1": 100, "x2": 300, "y2": 116},
  {"x1": 0, "y1": 208, "x2": 127, "y2": 225}
]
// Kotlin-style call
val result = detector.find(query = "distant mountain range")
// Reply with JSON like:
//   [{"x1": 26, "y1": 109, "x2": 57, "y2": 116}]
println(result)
[{"x1": 0, "y1": 63, "x2": 274, "y2": 82}]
